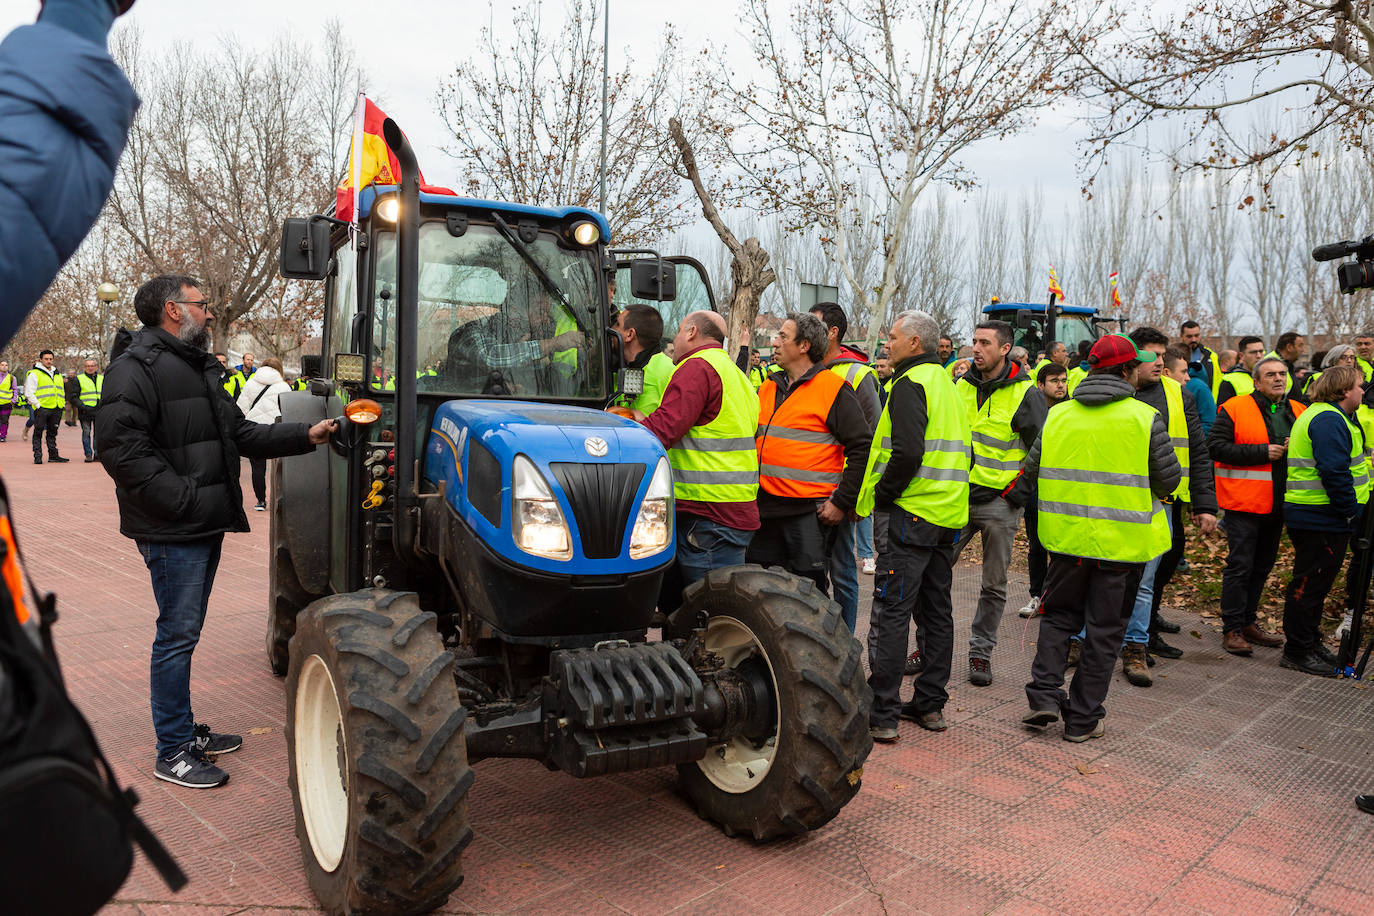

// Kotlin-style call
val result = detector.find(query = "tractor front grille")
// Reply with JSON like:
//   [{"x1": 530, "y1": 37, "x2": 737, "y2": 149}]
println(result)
[{"x1": 549, "y1": 462, "x2": 646, "y2": 560}]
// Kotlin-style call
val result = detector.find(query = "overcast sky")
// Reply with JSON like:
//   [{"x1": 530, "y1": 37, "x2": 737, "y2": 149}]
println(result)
[{"x1": 6, "y1": 0, "x2": 1092, "y2": 206}]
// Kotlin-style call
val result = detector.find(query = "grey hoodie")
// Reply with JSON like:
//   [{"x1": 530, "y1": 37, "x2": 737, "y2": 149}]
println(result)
[{"x1": 1008, "y1": 372, "x2": 1181, "y2": 508}]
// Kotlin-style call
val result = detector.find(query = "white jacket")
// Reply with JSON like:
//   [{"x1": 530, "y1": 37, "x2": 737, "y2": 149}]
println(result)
[{"x1": 236, "y1": 365, "x2": 291, "y2": 424}]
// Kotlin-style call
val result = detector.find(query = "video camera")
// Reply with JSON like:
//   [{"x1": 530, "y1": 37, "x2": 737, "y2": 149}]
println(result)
[{"x1": 1312, "y1": 235, "x2": 1374, "y2": 294}]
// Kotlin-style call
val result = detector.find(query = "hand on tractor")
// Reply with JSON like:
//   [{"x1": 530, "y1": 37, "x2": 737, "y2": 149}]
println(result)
[
  {"x1": 816, "y1": 498, "x2": 844, "y2": 526},
  {"x1": 308, "y1": 418, "x2": 338, "y2": 444}
]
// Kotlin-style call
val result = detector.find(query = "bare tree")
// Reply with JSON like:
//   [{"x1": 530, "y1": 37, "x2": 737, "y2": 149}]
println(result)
[
  {"x1": 1067, "y1": 1, "x2": 1374, "y2": 177},
  {"x1": 436, "y1": 0, "x2": 693, "y2": 245},
  {"x1": 669, "y1": 118, "x2": 775, "y2": 356},
  {"x1": 1202, "y1": 171, "x2": 1240, "y2": 340},
  {"x1": 107, "y1": 29, "x2": 359, "y2": 351},
  {"x1": 1014, "y1": 187, "x2": 1045, "y2": 302},
  {"x1": 1247, "y1": 200, "x2": 1294, "y2": 340},
  {"x1": 714, "y1": 0, "x2": 1075, "y2": 353}
]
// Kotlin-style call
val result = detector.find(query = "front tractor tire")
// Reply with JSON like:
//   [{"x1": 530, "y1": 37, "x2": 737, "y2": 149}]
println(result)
[
  {"x1": 285, "y1": 589, "x2": 473, "y2": 915},
  {"x1": 676, "y1": 565, "x2": 873, "y2": 840}
]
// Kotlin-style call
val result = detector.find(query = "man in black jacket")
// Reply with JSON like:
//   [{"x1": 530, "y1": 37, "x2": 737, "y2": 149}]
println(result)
[{"x1": 96, "y1": 274, "x2": 335, "y2": 790}]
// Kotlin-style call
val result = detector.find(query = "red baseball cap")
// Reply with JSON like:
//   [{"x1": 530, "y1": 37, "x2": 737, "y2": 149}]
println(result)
[{"x1": 1088, "y1": 334, "x2": 1155, "y2": 369}]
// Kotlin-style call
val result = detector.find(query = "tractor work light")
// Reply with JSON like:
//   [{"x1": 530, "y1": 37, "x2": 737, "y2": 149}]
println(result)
[
  {"x1": 344, "y1": 399, "x2": 382, "y2": 424},
  {"x1": 569, "y1": 219, "x2": 600, "y2": 247},
  {"x1": 512, "y1": 455, "x2": 572, "y2": 560},
  {"x1": 374, "y1": 196, "x2": 399, "y2": 223},
  {"x1": 629, "y1": 457, "x2": 673, "y2": 559}
]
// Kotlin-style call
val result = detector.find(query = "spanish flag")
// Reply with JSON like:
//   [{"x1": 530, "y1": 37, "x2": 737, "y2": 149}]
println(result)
[
  {"x1": 336, "y1": 95, "x2": 427, "y2": 223},
  {"x1": 1109, "y1": 271, "x2": 1122, "y2": 309},
  {"x1": 1048, "y1": 266, "x2": 1065, "y2": 302}
]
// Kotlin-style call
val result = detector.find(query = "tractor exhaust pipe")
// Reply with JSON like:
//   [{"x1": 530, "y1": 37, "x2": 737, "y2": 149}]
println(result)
[{"x1": 382, "y1": 118, "x2": 420, "y2": 564}]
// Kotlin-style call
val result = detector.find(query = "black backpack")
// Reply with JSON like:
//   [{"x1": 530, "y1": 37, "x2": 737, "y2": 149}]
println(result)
[{"x1": 0, "y1": 481, "x2": 185, "y2": 915}]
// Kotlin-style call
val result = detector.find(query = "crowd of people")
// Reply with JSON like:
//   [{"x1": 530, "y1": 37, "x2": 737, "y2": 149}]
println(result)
[{"x1": 626, "y1": 307, "x2": 1374, "y2": 747}]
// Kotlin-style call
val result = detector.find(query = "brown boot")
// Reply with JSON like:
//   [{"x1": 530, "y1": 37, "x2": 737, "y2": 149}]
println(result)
[
  {"x1": 1122, "y1": 643, "x2": 1153, "y2": 687},
  {"x1": 1066, "y1": 639, "x2": 1082, "y2": 668},
  {"x1": 1223, "y1": 630, "x2": 1253, "y2": 656},
  {"x1": 1241, "y1": 624, "x2": 1283, "y2": 648}
]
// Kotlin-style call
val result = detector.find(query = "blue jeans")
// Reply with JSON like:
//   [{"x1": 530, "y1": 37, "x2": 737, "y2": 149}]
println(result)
[
  {"x1": 855, "y1": 514, "x2": 874, "y2": 560},
  {"x1": 676, "y1": 515, "x2": 752, "y2": 588},
  {"x1": 828, "y1": 519, "x2": 859, "y2": 633},
  {"x1": 139, "y1": 536, "x2": 223, "y2": 758},
  {"x1": 80, "y1": 415, "x2": 95, "y2": 459}
]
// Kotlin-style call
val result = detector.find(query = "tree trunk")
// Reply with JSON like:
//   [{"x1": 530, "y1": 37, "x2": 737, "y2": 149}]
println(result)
[{"x1": 668, "y1": 118, "x2": 774, "y2": 360}]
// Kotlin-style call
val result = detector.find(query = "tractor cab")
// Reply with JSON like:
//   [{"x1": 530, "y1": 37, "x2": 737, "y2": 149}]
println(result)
[{"x1": 983, "y1": 300, "x2": 1127, "y2": 361}]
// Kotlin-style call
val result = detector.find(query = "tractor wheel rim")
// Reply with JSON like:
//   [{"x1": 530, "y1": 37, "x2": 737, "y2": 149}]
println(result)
[
  {"x1": 296, "y1": 654, "x2": 349, "y2": 872},
  {"x1": 695, "y1": 615, "x2": 780, "y2": 794}
]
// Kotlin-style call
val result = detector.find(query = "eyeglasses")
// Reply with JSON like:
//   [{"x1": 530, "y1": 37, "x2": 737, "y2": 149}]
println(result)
[{"x1": 171, "y1": 299, "x2": 212, "y2": 310}]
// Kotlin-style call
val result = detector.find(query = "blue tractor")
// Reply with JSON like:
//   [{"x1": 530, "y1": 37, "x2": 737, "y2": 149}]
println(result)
[
  {"x1": 982, "y1": 299, "x2": 1128, "y2": 360},
  {"x1": 271, "y1": 121, "x2": 871, "y2": 914}
]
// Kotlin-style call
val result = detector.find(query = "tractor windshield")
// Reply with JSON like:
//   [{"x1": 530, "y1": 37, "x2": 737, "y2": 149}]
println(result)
[
  {"x1": 370, "y1": 222, "x2": 605, "y2": 399},
  {"x1": 1014, "y1": 314, "x2": 1097, "y2": 362}
]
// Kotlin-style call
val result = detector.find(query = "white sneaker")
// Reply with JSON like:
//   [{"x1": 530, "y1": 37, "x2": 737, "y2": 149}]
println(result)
[
  {"x1": 861, "y1": 557, "x2": 876, "y2": 575},
  {"x1": 1018, "y1": 595, "x2": 1041, "y2": 618}
]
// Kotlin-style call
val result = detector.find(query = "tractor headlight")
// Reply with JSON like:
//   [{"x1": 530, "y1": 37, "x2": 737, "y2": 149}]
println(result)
[
  {"x1": 512, "y1": 455, "x2": 572, "y2": 560},
  {"x1": 629, "y1": 458, "x2": 673, "y2": 559},
  {"x1": 374, "y1": 196, "x2": 399, "y2": 223}
]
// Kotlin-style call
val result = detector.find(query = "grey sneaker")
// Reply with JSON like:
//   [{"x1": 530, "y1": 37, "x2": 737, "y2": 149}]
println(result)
[
  {"x1": 1019, "y1": 596, "x2": 1041, "y2": 618},
  {"x1": 969, "y1": 656, "x2": 992, "y2": 686},
  {"x1": 1022, "y1": 708, "x2": 1060, "y2": 728},
  {"x1": 155, "y1": 745, "x2": 229, "y2": 788},
  {"x1": 192, "y1": 722, "x2": 242, "y2": 756},
  {"x1": 1063, "y1": 720, "x2": 1106, "y2": 743},
  {"x1": 869, "y1": 725, "x2": 900, "y2": 744}
]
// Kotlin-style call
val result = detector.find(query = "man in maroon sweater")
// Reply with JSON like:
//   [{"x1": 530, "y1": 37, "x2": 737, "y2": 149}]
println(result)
[{"x1": 627, "y1": 311, "x2": 760, "y2": 603}]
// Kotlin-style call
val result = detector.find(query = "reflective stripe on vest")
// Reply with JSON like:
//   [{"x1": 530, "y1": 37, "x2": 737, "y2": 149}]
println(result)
[
  {"x1": 1037, "y1": 396, "x2": 1171, "y2": 563},
  {"x1": 828, "y1": 360, "x2": 877, "y2": 394},
  {"x1": 666, "y1": 347, "x2": 760, "y2": 503},
  {"x1": 1285, "y1": 402, "x2": 1372, "y2": 506},
  {"x1": 1158, "y1": 377, "x2": 1191, "y2": 502},
  {"x1": 856, "y1": 361, "x2": 971, "y2": 529},
  {"x1": 1222, "y1": 368, "x2": 1254, "y2": 402},
  {"x1": 27, "y1": 367, "x2": 62, "y2": 409},
  {"x1": 1214, "y1": 395, "x2": 1305, "y2": 514},
  {"x1": 77, "y1": 372, "x2": 102, "y2": 407},
  {"x1": 756, "y1": 369, "x2": 846, "y2": 499},
  {"x1": 958, "y1": 375, "x2": 1033, "y2": 489}
]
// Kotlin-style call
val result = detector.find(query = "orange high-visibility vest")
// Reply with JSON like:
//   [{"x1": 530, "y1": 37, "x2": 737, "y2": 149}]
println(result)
[
  {"x1": 1214, "y1": 394, "x2": 1305, "y2": 514},
  {"x1": 756, "y1": 369, "x2": 847, "y2": 499}
]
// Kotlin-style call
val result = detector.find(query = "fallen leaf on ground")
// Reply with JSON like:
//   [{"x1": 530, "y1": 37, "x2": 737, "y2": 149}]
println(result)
[
  {"x1": 1075, "y1": 762, "x2": 1098, "y2": 776},
  {"x1": 249, "y1": 727, "x2": 272, "y2": 735},
  {"x1": 1190, "y1": 630, "x2": 1203, "y2": 639}
]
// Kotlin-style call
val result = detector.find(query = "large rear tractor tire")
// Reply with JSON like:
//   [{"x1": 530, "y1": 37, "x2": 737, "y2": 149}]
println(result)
[
  {"x1": 676, "y1": 565, "x2": 872, "y2": 840},
  {"x1": 267, "y1": 460, "x2": 319, "y2": 676},
  {"x1": 285, "y1": 589, "x2": 473, "y2": 915}
]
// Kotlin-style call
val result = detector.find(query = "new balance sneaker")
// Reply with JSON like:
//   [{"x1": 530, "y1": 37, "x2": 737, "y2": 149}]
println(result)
[
  {"x1": 193, "y1": 722, "x2": 243, "y2": 756},
  {"x1": 155, "y1": 745, "x2": 229, "y2": 789}
]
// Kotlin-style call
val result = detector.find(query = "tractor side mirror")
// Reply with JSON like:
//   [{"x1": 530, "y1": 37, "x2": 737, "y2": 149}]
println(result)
[
  {"x1": 1014, "y1": 309, "x2": 1036, "y2": 330},
  {"x1": 300, "y1": 354, "x2": 322, "y2": 379},
  {"x1": 629, "y1": 260, "x2": 676, "y2": 301},
  {"x1": 280, "y1": 217, "x2": 331, "y2": 280}
]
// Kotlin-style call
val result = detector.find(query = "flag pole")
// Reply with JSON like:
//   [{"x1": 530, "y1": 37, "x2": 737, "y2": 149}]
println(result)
[
  {"x1": 349, "y1": 91, "x2": 365, "y2": 245},
  {"x1": 598, "y1": 0, "x2": 609, "y2": 215}
]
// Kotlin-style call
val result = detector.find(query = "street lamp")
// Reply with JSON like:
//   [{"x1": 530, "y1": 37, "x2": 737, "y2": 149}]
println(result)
[{"x1": 97, "y1": 282, "x2": 119, "y2": 364}]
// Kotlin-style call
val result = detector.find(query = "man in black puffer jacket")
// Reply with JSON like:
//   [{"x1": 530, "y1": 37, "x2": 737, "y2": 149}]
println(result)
[{"x1": 96, "y1": 273, "x2": 336, "y2": 790}]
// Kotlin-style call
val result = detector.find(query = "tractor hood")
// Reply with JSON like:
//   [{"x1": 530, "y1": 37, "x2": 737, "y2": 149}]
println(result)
[{"x1": 423, "y1": 400, "x2": 674, "y2": 576}]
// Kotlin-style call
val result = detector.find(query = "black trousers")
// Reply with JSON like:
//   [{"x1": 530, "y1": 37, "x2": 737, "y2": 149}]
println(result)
[
  {"x1": 746, "y1": 510, "x2": 829, "y2": 594},
  {"x1": 1283, "y1": 528, "x2": 1350, "y2": 656},
  {"x1": 1149, "y1": 500, "x2": 1187, "y2": 623},
  {"x1": 867, "y1": 514, "x2": 954, "y2": 725},
  {"x1": 1219, "y1": 510, "x2": 1283, "y2": 634},
  {"x1": 250, "y1": 457, "x2": 268, "y2": 504},
  {"x1": 1025, "y1": 495, "x2": 1047, "y2": 598},
  {"x1": 1026, "y1": 553, "x2": 1144, "y2": 736},
  {"x1": 31, "y1": 406, "x2": 60, "y2": 460}
]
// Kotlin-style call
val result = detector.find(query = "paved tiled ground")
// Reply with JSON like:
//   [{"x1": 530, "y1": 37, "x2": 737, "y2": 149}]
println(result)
[{"x1": 8, "y1": 441, "x2": 1374, "y2": 915}]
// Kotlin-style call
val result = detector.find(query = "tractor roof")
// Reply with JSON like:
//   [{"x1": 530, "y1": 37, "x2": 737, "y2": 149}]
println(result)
[
  {"x1": 981, "y1": 302, "x2": 1098, "y2": 316},
  {"x1": 357, "y1": 185, "x2": 611, "y2": 241}
]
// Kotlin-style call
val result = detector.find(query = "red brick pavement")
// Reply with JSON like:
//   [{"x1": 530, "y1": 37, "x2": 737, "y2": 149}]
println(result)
[{"x1": 7, "y1": 442, "x2": 1374, "y2": 915}]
